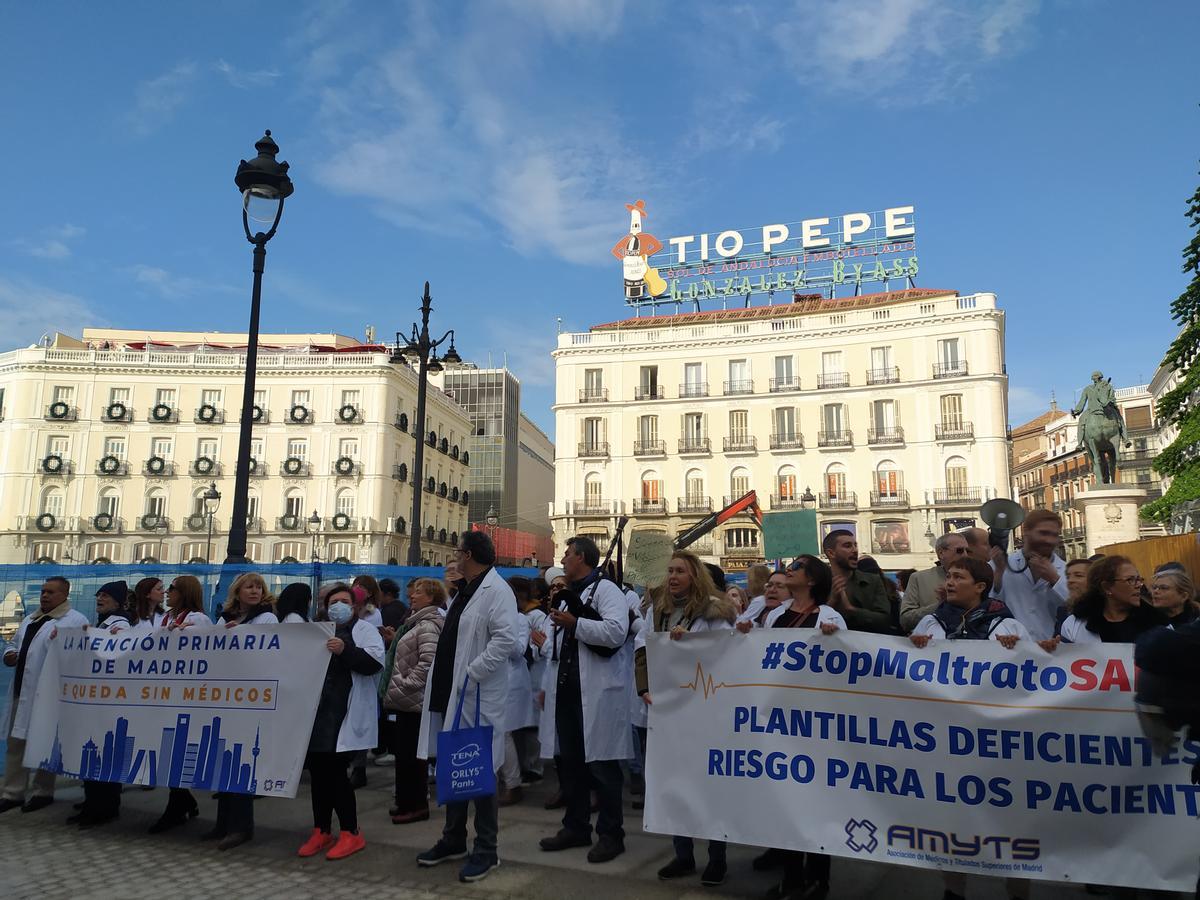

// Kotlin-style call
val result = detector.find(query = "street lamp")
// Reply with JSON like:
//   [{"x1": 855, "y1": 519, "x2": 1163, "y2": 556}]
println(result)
[
  {"x1": 226, "y1": 130, "x2": 294, "y2": 563},
  {"x1": 800, "y1": 486, "x2": 816, "y2": 509},
  {"x1": 307, "y1": 509, "x2": 322, "y2": 562},
  {"x1": 203, "y1": 483, "x2": 221, "y2": 563},
  {"x1": 392, "y1": 282, "x2": 460, "y2": 566}
]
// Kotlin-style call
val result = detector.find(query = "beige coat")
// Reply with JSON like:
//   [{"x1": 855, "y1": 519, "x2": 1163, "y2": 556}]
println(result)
[{"x1": 382, "y1": 605, "x2": 443, "y2": 714}]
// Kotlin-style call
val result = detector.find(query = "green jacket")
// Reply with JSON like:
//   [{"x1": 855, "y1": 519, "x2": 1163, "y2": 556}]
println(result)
[{"x1": 842, "y1": 569, "x2": 894, "y2": 634}]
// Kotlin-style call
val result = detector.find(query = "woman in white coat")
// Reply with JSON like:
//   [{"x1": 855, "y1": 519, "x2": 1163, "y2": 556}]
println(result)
[
  {"x1": 297, "y1": 583, "x2": 385, "y2": 861},
  {"x1": 499, "y1": 577, "x2": 533, "y2": 805}
]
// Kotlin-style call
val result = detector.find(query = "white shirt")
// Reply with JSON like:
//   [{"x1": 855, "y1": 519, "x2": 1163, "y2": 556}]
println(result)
[
  {"x1": 736, "y1": 595, "x2": 767, "y2": 626},
  {"x1": 763, "y1": 603, "x2": 847, "y2": 631},
  {"x1": 913, "y1": 612, "x2": 1031, "y2": 642},
  {"x1": 282, "y1": 612, "x2": 306, "y2": 624},
  {"x1": 995, "y1": 551, "x2": 1069, "y2": 641}
]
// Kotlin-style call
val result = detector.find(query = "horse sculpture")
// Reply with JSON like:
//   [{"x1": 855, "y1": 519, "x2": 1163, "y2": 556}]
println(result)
[{"x1": 1079, "y1": 408, "x2": 1122, "y2": 484}]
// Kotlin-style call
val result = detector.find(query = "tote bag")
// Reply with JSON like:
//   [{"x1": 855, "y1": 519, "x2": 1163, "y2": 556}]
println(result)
[{"x1": 435, "y1": 676, "x2": 496, "y2": 805}]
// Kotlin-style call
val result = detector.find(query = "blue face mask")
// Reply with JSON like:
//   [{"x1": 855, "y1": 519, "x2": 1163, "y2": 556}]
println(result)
[{"x1": 327, "y1": 601, "x2": 353, "y2": 625}]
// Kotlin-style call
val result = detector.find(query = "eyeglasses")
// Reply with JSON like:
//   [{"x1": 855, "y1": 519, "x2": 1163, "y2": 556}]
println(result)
[
  {"x1": 787, "y1": 560, "x2": 806, "y2": 572},
  {"x1": 1118, "y1": 576, "x2": 1145, "y2": 586},
  {"x1": 453, "y1": 548, "x2": 467, "y2": 556},
  {"x1": 549, "y1": 583, "x2": 565, "y2": 592}
]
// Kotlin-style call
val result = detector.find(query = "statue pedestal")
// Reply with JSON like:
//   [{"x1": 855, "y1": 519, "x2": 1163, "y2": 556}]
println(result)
[{"x1": 1074, "y1": 484, "x2": 1147, "y2": 555}]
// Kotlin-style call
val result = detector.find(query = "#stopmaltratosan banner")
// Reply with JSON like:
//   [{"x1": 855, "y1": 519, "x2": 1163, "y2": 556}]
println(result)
[
  {"x1": 23, "y1": 624, "x2": 332, "y2": 798},
  {"x1": 643, "y1": 629, "x2": 1199, "y2": 892}
]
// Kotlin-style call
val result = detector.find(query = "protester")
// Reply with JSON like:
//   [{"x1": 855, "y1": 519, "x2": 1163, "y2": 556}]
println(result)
[
  {"x1": 636, "y1": 551, "x2": 736, "y2": 886},
  {"x1": 499, "y1": 577, "x2": 534, "y2": 807},
  {"x1": 67, "y1": 582, "x2": 132, "y2": 829},
  {"x1": 206, "y1": 573, "x2": 278, "y2": 850},
  {"x1": 297, "y1": 583, "x2": 385, "y2": 861},
  {"x1": 521, "y1": 580, "x2": 551, "y2": 784},
  {"x1": 377, "y1": 577, "x2": 409, "y2": 631},
  {"x1": 1150, "y1": 567, "x2": 1198, "y2": 627},
  {"x1": 380, "y1": 578, "x2": 445, "y2": 824},
  {"x1": 737, "y1": 564, "x2": 772, "y2": 626},
  {"x1": 959, "y1": 526, "x2": 993, "y2": 564},
  {"x1": 539, "y1": 572, "x2": 569, "y2": 811},
  {"x1": 623, "y1": 582, "x2": 647, "y2": 809},
  {"x1": 1051, "y1": 559, "x2": 1093, "y2": 636},
  {"x1": 1060, "y1": 556, "x2": 1165, "y2": 644},
  {"x1": 856, "y1": 556, "x2": 899, "y2": 630},
  {"x1": 277, "y1": 582, "x2": 312, "y2": 623},
  {"x1": 735, "y1": 569, "x2": 792, "y2": 633},
  {"x1": 994, "y1": 509, "x2": 1069, "y2": 640},
  {"x1": 1, "y1": 577, "x2": 89, "y2": 813},
  {"x1": 898, "y1": 532, "x2": 967, "y2": 633},
  {"x1": 538, "y1": 536, "x2": 633, "y2": 864},
  {"x1": 148, "y1": 575, "x2": 209, "y2": 834},
  {"x1": 896, "y1": 568, "x2": 917, "y2": 600},
  {"x1": 348, "y1": 584, "x2": 384, "y2": 787},
  {"x1": 351, "y1": 577, "x2": 384, "y2": 627},
  {"x1": 822, "y1": 529, "x2": 894, "y2": 633},
  {"x1": 132, "y1": 576, "x2": 167, "y2": 630},
  {"x1": 417, "y1": 531, "x2": 518, "y2": 883},
  {"x1": 909, "y1": 558, "x2": 1029, "y2": 646},
  {"x1": 726, "y1": 584, "x2": 750, "y2": 615}
]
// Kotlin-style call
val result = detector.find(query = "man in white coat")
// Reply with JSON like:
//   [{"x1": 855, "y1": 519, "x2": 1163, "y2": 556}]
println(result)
[
  {"x1": 1, "y1": 576, "x2": 88, "y2": 813},
  {"x1": 416, "y1": 531, "x2": 518, "y2": 883},
  {"x1": 538, "y1": 536, "x2": 633, "y2": 864}
]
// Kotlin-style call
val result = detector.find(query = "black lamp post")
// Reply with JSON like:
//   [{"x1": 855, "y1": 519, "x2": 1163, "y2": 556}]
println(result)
[
  {"x1": 203, "y1": 483, "x2": 221, "y2": 562},
  {"x1": 801, "y1": 486, "x2": 817, "y2": 510},
  {"x1": 392, "y1": 283, "x2": 460, "y2": 566},
  {"x1": 226, "y1": 131, "x2": 293, "y2": 563},
  {"x1": 307, "y1": 509, "x2": 322, "y2": 562}
]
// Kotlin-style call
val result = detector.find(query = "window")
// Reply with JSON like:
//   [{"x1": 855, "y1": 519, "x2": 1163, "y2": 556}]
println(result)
[
  {"x1": 825, "y1": 463, "x2": 847, "y2": 499},
  {"x1": 109, "y1": 387, "x2": 130, "y2": 404},
  {"x1": 253, "y1": 389, "x2": 267, "y2": 407},
  {"x1": 274, "y1": 541, "x2": 305, "y2": 562},
  {"x1": 246, "y1": 492, "x2": 260, "y2": 524},
  {"x1": 729, "y1": 410, "x2": 749, "y2": 439},
  {"x1": 730, "y1": 467, "x2": 751, "y2": 499},
  {"x1": 287, "y1": 439, "x2": 308, "y2": 461},
  {"x1": 946, "y1": 457, "x2": 969, "y2": 495},
  {"x1": 685, "y1": 469, "x2": 705, "y2": 501},
  {"x1": 98, "y1": 489, "x2": 120, "y2": 518},
  {"x1": 584, "y1": 474, "x2": 603, "y2": 505},
  {"x1": 133, "y1": 542, "x2": 158, "y2": 562},
  {"x1": 155, "y1": 388, "x2": 177, "y2": 406},
  {"x1": 197, "y1": 438, "x2": 217, "y2": 459},
  {"x1": 582, "y1": 417, "x2": 606, "y2": 445},
  {"x1": 872, "y1": 399, "x2": 897, "y2": 431},
  {"x1": 285, "y1": 490, "x2": 304, "y2": 518},
  {"x1": 191, "y1": 490, "x2": 209, "y2": 517},
  {"x1": 725, "y1": 527, "x2": 759, "y2": 549},
  {"x1": 684, "y1": 362, "x2": 704, "y2": 390},
  {"x1": 104, "y1": 436, "x2": 126, "y2": 459},
  {"x1": 151, "y1": 437, "x2": 173, "y2": 459},
  {"x1": 32, "y1": 542, "x2": 63, "y2": 562},
  {"x1": 774, "y1": 407, "x2": 796, "y2": 438},
  {"x1": 877, "y1": 460, "x2": 903, "y2": 497},
  {"x1": 339, "y1": 438, "x2": 359, "y2": 459},
  {"x1": 145, "y1": 491, "x2": 166, "y2": 517},
  {"x1": 291, "y1": 389, "x2": 311, "y2": 407},
  {"x1": 47, "y1": 435, "x2": 69, "y2": 456},
  {"x1": 584, "y1": 369, "x2": 603, "y2": 393},
  {"x1": 41, "y1": 488, "x2": 64, "y2": 517},
  {"x1": 201, "y1": 389, "x2": 222, "y2": 406},
  {"x1": 336, "y1": 490, "x2": 356, "y2": 518},
  {"x1": 341, "y1": 389, "x2": 360, "y2": 408},
  {"x1": 683, "y1": 412, "x2": 705, "y2": 441},
  {"x1": 777, "y1": 466, "x2": 797, "y2": 501},
  {"x1": 86, "y1": 542, "x2": 119, "y2": 564},
  {"x1": 821, "y1": 351, "x2": 842, "y2": 375},
  {"x1": 52, "y1": 385, "x2": 74, "y2": 404},
  {"x1": 940, "y1": 394, "x2": 964, "y2": 427},
  {"x1": 870, "y1": 346, "x2": 892, "y2": 371},
  {"x1": 638, "y1": 415, "x2": 658, "y2": 443},
  {"x1": 938, "y1": 338, "x2": 961, "y2": 367},
  {"x1": 728, "y1": 359, "x2": 749, "y2": 382},
  {"x1": 640, "y1": 471, "x2": 662, "y2": 501},
  {"x1": 251, "y1": 438, "x2": 264, "y2": 460},
  {"x1": 822, "y1": 404, "x2": 844, "y2": 434},
  {"x1": 639, "y1": 365, "x2": 659, "y2": 394},
  {"x1": 774, "y1": 355, "x2": 793, "y2": 382}
]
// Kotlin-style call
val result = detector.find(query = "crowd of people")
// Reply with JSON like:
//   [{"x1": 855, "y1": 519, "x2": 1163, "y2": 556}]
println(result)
[{"x1": 0, "y1": 508, "x2": 1193, "y2": 897}]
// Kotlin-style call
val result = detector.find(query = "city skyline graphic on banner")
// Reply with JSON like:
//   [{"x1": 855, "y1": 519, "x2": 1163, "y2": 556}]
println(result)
[{"x1": 40, "y1": 712, "x2": 260, "y2": 794}]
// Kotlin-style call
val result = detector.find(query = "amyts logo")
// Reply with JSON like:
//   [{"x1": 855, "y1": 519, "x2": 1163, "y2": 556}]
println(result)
[
  {"x1": 450, "y1": 743, "x2": 481, "y2": 767},
  {"x1": 845, "y1": 818, "x2": 878, "y2": 853}
]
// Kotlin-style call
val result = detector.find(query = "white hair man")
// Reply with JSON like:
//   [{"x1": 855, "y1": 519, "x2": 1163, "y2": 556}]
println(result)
[{"x1": 898, "y1": 533, "x2": 968, "y2": 633}]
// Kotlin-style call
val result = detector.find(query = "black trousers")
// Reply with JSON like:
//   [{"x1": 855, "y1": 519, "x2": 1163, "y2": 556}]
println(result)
[
  {"x1": 781, "y1": 849, "x2": 831, "y2": 889},
  {"x1": 81, "y1": 780, "x2": 121, "y2": 818},
  {"x1": 306, "y1": 750, "x2": 357, "y2": 833},
  {"x1": 214, "y1": 791, "x2": 254, "y2": 836},
  {"x1": 162, "y1": 787, "x2": 196, "y2": 818},
  {"x1": 381, "y1": 711, "x2": 427, "y2": 813},
  {"x1": 555, "y1": 676, "x2": 624, "y2": 840}
]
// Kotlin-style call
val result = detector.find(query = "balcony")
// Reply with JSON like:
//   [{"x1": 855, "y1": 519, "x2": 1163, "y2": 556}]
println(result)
[
  {"x1": 143, "y1": 459, "x2": 176, "y2": 477},
  {"x1": 101, "y1": 402, "x2": 133, "y2": 423},
  {"x1": 248, "y1": 458, "x2": 268, "y2": 478},
  {"x1": 1120, "y1": 449, "x2": 1157, "y2": 462},
  {"x1": 332, "y1": 458, "x2": 363, "y2": 477},
  {"x1": 769, "y1": 433, "x2": 805, "y2": 451},
  {"x1": 188, "y1": 458, "x2": 222, "y2": 477},
  {"x1": 932, "y1": 487, "x2": 983, "y2": 506},
  {"x1": 1063, "y1": 526, "x2": 1086, "y2": 543},
  {"x1": 147, "y1": 405, "x2": 179, "y2": 424},
  {"x1": 678, "y1": 437, "x2": 711, "y2": 455},
  {"x1": 336, "y1": 405, "x2": 364, "y2": 425},
  {"x1": 678, "y1": 496, "x2": 712, "y2": 514},
  {"x1": 769, "y1": 376, "x2": 802, "y2": 393},
  {"x1": 870, "y1": 490, "x2": 910, "y2": 509},
  {"x1": 935, "y1": 422, "x2": 975, "y2": 441},
  {"x1": 632, "y1": 498, "x2": 668, "y2": 515},
  {"x1": 578, "y1": 442, "x2": 610, "y2": 459},
  {"x1": 96, "y1": 457, "x2": 129, "y2": 477},
  {"x1": 679, "y1": 382, "x2": 709, "y2": 399},
  {"x1": 243, "y1": 406, "x2": 269, "y2": 424},
  {"x1": 89, "y1": 514, "x2": 124, "y2": 534},
  {"x1": 39, "y1": 455, "x2": 73, "y2": 477},
  {"x1": 578, "y1": 388, "x2": 608, "y2": 402},
  {"x1": 633, "y1": 439, "x2": 666, "y2": 457},
  {"x1": 138, "y1": 514, "x2": 172, "y2": 532},
  {"x1": 817, "y1": 372, "x2": 850, "y2": 389},
  {"x1": 933, "y1": 361, "x2": 969, "y2": 379},
  {"x1": 634, "y1": 386, "x2": 664, "y2": 401},
  {"x1": 866, "y1": 367, "x2": 900, "y2": 385},
  {"x1": 723, "y1": 543, "x2": 763, "y2": 558},
  {"x1": 26, "y1": 513, "x2": 70, "y2": 533},
  {"x1": 277, "y1": 514, "x2": 305, "y2": 532},
  {"x1": 819, "y1": 492, "x2": 858, "y2": 511},
  {"x1": 569, "y1": 499, "x2": 618, "y2": 516},
  {"x1": 194, "y1": 406, "x2": 225, "y2": 425},
  {"x1": 686, "y1": 541, "x2": 714, "y2": 556},
  {"x1": 184, "y1": 513, "x2": 220, "y2": 533},
  {"x1": 1052, "y1": 499, "x2": 1072, "y2": 513},
  {"x1": 286, "y1": 405, "x2": 315, "y2": 425},
  {"x1": 771, "y1": 494, "x2": 809, "y2": 509},
  {"x1": 45, "y1": 403, "x2": 78, "y2": 422},
  {"x1": 392, "y1": 464, "x2": 410, "y2": 482},
  {"x1": 867, "y1": 427, "x2": 905, "y2": 446},
  {"x1": 326, "y1": 515, "x2": 367, "y2": 532},
  {"x1": 280, "y1": 459, "x2": 312, "y2": 477},
  {"x1": 724, "y1": 436, "x2": 758, "y2": 453},
  {"x1": 818, "y1": 430, "x2": 853, "y2": 448},
  {"x1": 723, "y1": 379, "x2": 755, "y2": 396}
]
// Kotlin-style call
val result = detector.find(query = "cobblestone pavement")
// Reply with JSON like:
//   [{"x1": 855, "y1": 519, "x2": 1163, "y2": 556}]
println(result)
[{"x1": 0, "y1": 772, "x2": 1156, "y2": 899}]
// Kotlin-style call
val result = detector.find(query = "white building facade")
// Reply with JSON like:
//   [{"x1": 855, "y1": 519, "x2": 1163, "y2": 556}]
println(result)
[
  {"x1": 0, "y1": 330, "x2": 471, "y2": 566},
  {"x1": 550, "y1": 289, "x2": 1011, "y2": 571}
]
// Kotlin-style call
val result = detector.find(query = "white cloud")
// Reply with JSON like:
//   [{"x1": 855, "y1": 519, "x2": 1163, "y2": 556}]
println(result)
[
  {"x1": 127, "y1": 62, "x2": 197, "y2": 136},
  {"x1": 214, "y1": 59, "x2": 281, "y2": 89},
  {"x1": 12, "y1": 223, "x2": 86, "y2": 259},
  {"x1": 126, "y1": 264, "x2": 237, "y2": 301},
  {"x1": 503, "y1": 0, "x2": 628, "y2": 38},
  {"x1": 1008, "y1": 385, "x2": 1052, "y2": 425},
  {"x1": 0, "y1": 277, "x2": 104, "y2": 345}
]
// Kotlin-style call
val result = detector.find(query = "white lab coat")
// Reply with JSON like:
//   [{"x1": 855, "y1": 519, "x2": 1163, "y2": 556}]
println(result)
[
  {"x1": 1058, "y1": 615, "x2": 1102, "y2": 645},
  {"x1": 335, "y1": 619, "x2": 386, "y2": 752},
  {"x1": 2, "y1": 606, "x2": 89, "y2": 739},
  {"x1": 418, "y1": 567, "x2": 519, "y2": 769},
  {"x1": 626, "y1": 590, "x2": 648, "y2": 729},
  {"x1": 246, "y1": 611, "x2": 279, "y2": 625},
  {"x1": 505, "y1": 611, "x2": 533, "y2": 731},
  {"x1": 95, "y1": 614, "x2": 132, "y2": 634},
  {"x1": 522, "y1": 608, "x2": 550, "y2": 730},
  {"x1": 539, "y1": 577, "x2": 633, "y2": 763},
  {"x1": 764, "y1": 603, "x2": 848, "y2": 631}
]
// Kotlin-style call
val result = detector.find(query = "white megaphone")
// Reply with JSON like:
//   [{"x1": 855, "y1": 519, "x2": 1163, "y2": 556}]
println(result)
[{"x1": 980, "y1": 498, "x2": 1025, "y2": 555}]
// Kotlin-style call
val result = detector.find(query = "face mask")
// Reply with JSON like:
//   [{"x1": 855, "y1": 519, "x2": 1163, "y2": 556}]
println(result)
[{"x1": 327, "y1": 601, "x2": 353, "y2": 625}]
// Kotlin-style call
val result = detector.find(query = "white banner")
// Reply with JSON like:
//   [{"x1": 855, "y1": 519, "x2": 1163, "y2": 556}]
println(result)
[
  {"x1": 644, "y1": 629, "x2": 1199, "y2": 892},
  {"x1": 23, "y1": 624, "x2": 332, "y2": 798}
]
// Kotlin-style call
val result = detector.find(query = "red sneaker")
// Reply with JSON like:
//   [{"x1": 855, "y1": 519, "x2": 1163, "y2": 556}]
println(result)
[
  {"x1": 326, "y1": 830, "x2": 366, "y2": 860},
  {"x1": 297, "y1": 828, "x2": 335, "y2": 858}
]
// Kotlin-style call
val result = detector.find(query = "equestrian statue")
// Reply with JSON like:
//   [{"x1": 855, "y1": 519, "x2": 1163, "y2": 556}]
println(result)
[{"x1": 1071, "y1": 371, "x2": 1130, "y2": 484}]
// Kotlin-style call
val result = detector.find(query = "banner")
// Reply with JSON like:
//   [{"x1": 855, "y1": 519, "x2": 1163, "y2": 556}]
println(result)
[
  {"x1": 643, "y1": 629, "x2": 1199, "y2": 891},
  {"x1": 23, "y1": 624, "x2": 332, "y2": 798}
]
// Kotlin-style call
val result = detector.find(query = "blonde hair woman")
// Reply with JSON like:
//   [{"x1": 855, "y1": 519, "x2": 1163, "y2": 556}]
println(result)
[{"x1": 1151, "y1": 568, "x2": 1198, "y2": 627}]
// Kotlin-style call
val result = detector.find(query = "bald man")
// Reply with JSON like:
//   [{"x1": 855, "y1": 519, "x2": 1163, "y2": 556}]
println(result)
[{"x1": 960, "y1": 528, "x2": 990, "y2": 563}]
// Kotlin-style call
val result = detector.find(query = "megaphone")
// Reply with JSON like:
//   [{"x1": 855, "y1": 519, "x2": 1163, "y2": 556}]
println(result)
[{"x1": 980, "y1": 498, "x2": 1025, "y2": 555}]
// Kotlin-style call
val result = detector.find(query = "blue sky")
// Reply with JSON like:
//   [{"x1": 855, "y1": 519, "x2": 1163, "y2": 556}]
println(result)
[{"x1": 1, "y1": 0, "x2": 1197, "y2": 434}]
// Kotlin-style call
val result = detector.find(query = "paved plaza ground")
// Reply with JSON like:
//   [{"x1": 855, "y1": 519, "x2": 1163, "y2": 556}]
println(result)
[{"x1": 0, "y1": 767, "x2": 1178, "y2": 899}]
